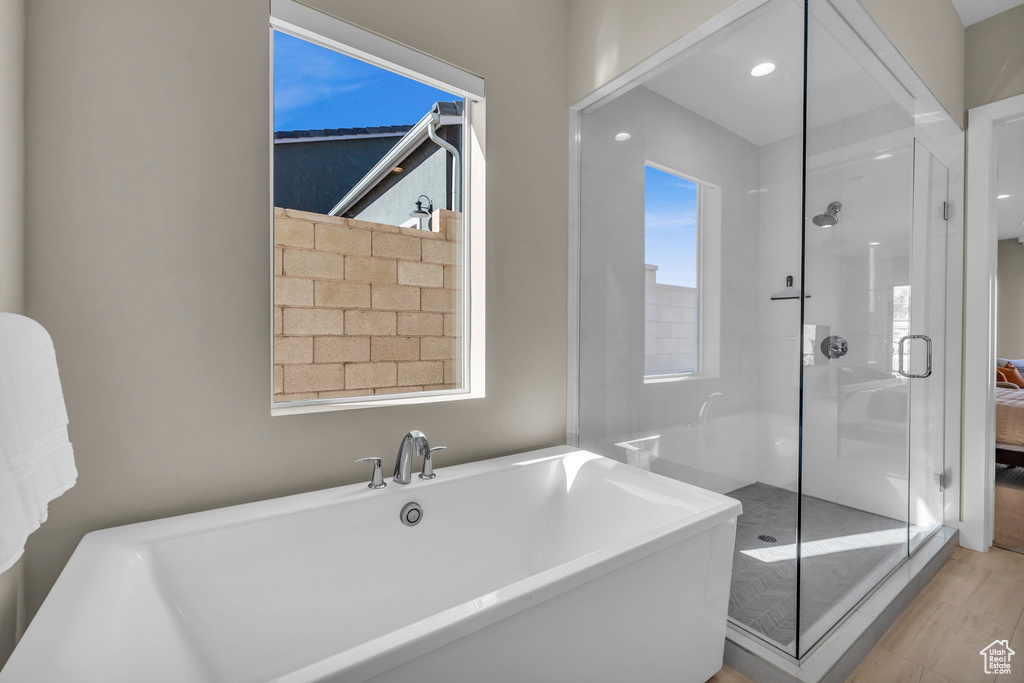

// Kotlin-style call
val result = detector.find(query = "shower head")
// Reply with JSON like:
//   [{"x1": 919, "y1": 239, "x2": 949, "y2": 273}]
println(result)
[{"x1": 813, "y1": 201, "x2": 842, "y2": 227}]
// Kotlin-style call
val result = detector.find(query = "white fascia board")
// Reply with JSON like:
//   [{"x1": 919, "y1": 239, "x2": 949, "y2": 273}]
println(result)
[{"x1": 328, "y1": 112, "x2": 461, "y2": 217}]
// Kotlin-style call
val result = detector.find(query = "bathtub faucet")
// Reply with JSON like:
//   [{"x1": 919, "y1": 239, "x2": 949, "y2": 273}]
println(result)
[
  {"x1": 696, "y1": 392, "x2": 732, "y2": 425},
  {"x1": 393, "y1": 430, "x2": 447, "y2": 484}
]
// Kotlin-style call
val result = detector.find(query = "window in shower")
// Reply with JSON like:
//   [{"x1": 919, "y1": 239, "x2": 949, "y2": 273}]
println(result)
[
  {"x1": 892, "y1": 285, "x2": 911, "y2": 373},
  {"x1": 643, "y1": 164, "x2": 702, "y2": 378}
]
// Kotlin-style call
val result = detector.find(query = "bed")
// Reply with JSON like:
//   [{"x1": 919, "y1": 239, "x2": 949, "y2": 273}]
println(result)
[{"x1": 995, "y1": 385, "x2": 1024, "y2": 467}]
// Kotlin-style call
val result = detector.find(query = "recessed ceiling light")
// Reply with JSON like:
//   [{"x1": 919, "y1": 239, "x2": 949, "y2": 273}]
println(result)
[
  {"x1": 750, "y1": 62, "x2": 776, "y2": 77},
  {"x1": 614, "y1": 132, "x2": 631, "y2": 142},
  {"x1": 998, "y1": 194, "x2": 1013, "y2": 199},
  {"x1": 874, "y1": 153, "x2": 893, "y2": 160},
  {"x1": 869, "y1": 241, "x2": 880, "y2": 246}
]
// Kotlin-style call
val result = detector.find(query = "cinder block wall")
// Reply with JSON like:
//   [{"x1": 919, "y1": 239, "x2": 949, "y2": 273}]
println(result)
[
  {"x1": 643, "y1": 264, "x2": 697, "y2": 375},
  {"x1": 273, "y1": 208, "x2": 461, "y2": 401}
]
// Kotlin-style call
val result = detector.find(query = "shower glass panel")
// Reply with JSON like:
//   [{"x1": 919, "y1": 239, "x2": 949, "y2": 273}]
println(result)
[
  {"x1": 575, "y1": 0, "x2": 948, "y2": 661},
  {"x1": 798, "y1": 1, "x2": 913, "y2": 653},
  {"x1": 577, "y1": 0, "x2": 805, "y2": 657}
]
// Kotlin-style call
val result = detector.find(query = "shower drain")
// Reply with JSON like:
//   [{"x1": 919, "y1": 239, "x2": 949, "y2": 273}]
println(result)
[{"x1": 757, "y1": 534, "x2": 778, "y2": 544}]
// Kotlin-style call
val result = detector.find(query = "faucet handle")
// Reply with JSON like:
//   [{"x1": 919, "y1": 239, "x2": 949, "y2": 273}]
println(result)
[
  {"x1": 355, "y1": 457, "x2": 386, "y2": 489},
  {"x1": 419, "y1": 446, "x2": 447, "y2": 480}
]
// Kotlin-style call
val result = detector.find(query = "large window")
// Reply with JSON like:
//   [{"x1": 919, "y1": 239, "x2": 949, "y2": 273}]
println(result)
[
  {"x1": 643, "y1": 164, "x2": 702, "y2": 377},
  {"x1": 270, "y1": 0, "x2": 484, "y2": 414}
]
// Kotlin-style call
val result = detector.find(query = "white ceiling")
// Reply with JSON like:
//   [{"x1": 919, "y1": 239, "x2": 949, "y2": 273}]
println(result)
[
  {"x1": 642, "y1": 0, "x2": 893, "y2": 148},
  {"x1": 950, "y1": 0, "x2": 1024, "y2": 26},
  {"x1": 996, "y1": 116, "x2": 1024, "y2": 240}
]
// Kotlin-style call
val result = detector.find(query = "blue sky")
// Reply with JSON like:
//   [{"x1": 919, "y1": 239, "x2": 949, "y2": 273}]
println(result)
[
  {"x1": 273, "y1": 31, "x2": 455, "y2": 132},
  {"x1": 644, "y1": 166, "x2": 698, "y2": 288}
]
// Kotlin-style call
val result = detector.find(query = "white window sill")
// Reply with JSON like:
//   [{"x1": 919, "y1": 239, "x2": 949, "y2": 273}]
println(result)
[{"x1": 271, "y1": 387, "x2": 484, "y2": 416}]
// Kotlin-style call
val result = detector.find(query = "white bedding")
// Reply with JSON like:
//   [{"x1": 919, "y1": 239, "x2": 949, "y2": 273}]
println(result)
[{"x1": 996, "y1": 386, "x2": 1024, "y2": 448}]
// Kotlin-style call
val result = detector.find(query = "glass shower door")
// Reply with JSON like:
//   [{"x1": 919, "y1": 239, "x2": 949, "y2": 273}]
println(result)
[
  {"x1": 799, "y1": 1, "x2": 916, "y2": 654},
  {"x1": 908, "y1": 141, "x2": 948, "y2": 553}
]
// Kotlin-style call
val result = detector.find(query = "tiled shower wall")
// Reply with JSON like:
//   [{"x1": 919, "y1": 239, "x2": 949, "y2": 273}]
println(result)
[
  {"x1": 577, "y1": 86, "x2": 762, "y2": 494},
  {"x1": 273, "y1": 208, "x2": 462, "y2": 402},
  {"x1": 769, "y1": 104, "x2": 920, "y2": 517},
  {"x1": 755, "y1": 133, "x2": 804, "y2": 493},
  {"x1": 755, "y1": 103, "x2": 922, "y2": 513}
]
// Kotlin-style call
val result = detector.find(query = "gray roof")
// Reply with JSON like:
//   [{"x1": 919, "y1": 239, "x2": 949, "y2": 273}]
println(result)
[
  {"x1": 274, "y1": 124, "x2": 414, "y2": 141},
  {"x1": 274, "y1": 103, "x2": 463, "y2": 140},
  {"x1": 433, "y1": 101, "x2": 463, "y2": 117}
]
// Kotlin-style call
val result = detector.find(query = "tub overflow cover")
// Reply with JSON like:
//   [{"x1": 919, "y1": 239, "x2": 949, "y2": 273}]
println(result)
[{"x1": 401, "y1": 502, "x2": 423, "y2": 527}]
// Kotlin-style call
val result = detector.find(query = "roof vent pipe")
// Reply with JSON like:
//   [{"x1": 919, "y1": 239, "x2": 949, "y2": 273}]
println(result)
[{"x1": 427, "y1": 104, "x2": 461, "y2": 215}]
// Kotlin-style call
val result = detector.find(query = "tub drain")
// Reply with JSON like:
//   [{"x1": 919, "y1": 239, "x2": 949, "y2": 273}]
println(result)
[{"x1": 757, "y1": 534, "x2": 777, "y2": 544}]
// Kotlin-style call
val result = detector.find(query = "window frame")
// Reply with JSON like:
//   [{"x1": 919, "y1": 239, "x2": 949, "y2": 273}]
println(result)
[
  {"x1": 641, "y1": 160, "x2": 721, "y2": 385},
  {"x1": 269, "y1": 0, "x2": 486, "y2": 415}
]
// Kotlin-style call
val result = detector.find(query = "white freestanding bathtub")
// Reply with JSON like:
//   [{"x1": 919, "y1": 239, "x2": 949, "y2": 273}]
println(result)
[{"x1": 1, "y1": 445, "x2": 740, "y2": 683}]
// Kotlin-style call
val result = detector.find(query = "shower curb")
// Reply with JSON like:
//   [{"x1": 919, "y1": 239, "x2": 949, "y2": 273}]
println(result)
[{"x1": 723, "y1": 526, "x2": 958, "y2": 683}]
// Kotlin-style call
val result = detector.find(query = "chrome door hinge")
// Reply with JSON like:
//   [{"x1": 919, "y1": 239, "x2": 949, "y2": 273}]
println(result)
[
  {"x1": 942, "y1": 201, "x2": 951, "y2": 221},
  {"x1": 935, "y1": 471, "x2": 948, "y2": 492}
]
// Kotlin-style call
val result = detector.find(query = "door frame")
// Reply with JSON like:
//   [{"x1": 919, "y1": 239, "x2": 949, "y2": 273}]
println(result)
[{"x1": 962, "y1": 92, "x2": 1024, "y2": 551}]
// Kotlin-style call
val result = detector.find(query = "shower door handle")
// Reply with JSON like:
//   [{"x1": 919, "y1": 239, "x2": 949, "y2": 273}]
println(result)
[{"x1": 897, "y1": 335, "x2": 932, "y2": 378}]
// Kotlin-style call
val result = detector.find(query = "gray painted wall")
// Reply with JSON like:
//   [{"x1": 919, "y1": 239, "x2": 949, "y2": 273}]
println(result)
[
  {"x1": 0, "y1": 0, "x2": 24, "y2": 316},
  {"x1": 0, "y1": 0, "x2": 26, "y2": 668},
  {"x1": 966, "y1": 3, "x2": 1024, "y2": 110},
  {"x1": 22, "y1": 0, "x2": 568, "y2": 626},
  {"x1": 998, "y1": 239, "x2": 1024, "y2": 359}
]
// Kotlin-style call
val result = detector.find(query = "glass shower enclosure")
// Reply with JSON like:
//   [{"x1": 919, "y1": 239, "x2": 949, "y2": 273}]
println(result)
[{"x1": 573, "y1": 0, "x2": 954, "y2": 659}]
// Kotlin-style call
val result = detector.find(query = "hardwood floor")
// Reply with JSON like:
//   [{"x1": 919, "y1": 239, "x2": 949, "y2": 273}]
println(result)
[
  {"x1": 708, "y1": 665, "x2": 756, "y2": 682},
  {"x1": 707, "y1": 546, "x2": 1024, "y2": 683}
]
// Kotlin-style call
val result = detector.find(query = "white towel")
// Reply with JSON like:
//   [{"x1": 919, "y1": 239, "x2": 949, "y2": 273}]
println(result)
[{"x1": 0, "y1": 313, "x2": 77, "y2": 574}]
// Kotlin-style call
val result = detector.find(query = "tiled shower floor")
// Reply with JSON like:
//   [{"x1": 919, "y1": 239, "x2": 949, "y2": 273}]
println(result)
[{"x1": 726, "y1": 483, "x2": 908, "y2": 650}]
